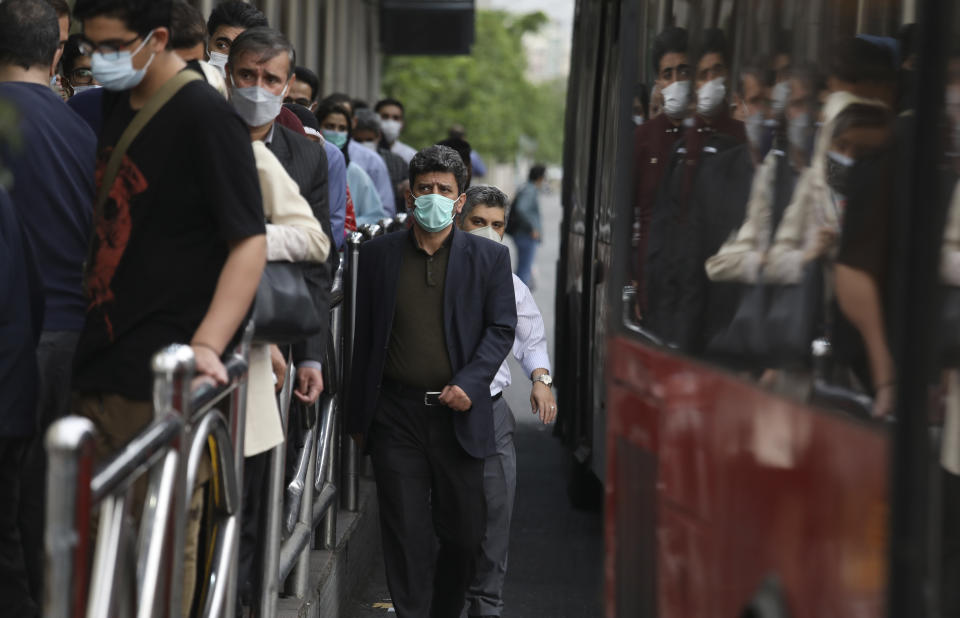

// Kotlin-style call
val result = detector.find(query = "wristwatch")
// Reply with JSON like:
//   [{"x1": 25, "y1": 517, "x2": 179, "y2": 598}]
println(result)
[{"x1": 533, "y1": 373, "x2": 553, "y2": 388}]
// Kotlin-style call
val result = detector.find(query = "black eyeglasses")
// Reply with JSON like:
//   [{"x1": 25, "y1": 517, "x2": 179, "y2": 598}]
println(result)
[
  {"x1": 76, "y1": 34, "x2": 142, "y2": 59},
  {"x1": 68, "y1": 67, "x2": 94, "y2": 86},
  {"x1": 284, "y1": 97, "x2": 313, "y2": 108}
]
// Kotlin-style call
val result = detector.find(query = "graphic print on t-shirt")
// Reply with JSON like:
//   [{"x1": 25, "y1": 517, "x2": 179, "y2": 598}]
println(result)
[{"x1": 86, "y1": 149, "x2": 148, "y2": 340}]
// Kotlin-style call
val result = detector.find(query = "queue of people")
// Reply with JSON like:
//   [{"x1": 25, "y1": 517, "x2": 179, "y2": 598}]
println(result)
[
  {"x1": 632, "y1": 25, "x2": 910, "y2": 418},
  {"x1": 0, "y1": 1, "x2": 555, "y2": 617}
]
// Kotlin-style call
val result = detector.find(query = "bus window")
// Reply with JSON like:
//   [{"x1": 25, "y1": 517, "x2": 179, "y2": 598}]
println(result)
[
  {"x1": 617, "y1": 2, "x2": 909, "y2": 420},
  {"x1": 556, "y1": 0, "x2": 960, "y2": 615}
]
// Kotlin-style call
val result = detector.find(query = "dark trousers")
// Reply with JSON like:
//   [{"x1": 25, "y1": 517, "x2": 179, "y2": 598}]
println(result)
[
  {"x1": 21, "y1": 330, "x2": 79, "y2": 606},
  {"x1": 238, "y1": 451, "x2": 270, "y2": 608},
  {"x1": 0, "y1": 437, "x2": 39, "y2": 618},
  {"x1": 369, "y1": 391, "x2": 486, "y2": 618}
]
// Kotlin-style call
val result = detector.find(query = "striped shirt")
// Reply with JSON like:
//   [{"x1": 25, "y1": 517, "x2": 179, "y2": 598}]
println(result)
[{"x1": 490, "y1": 274, "x2": 552, "y2": 396}]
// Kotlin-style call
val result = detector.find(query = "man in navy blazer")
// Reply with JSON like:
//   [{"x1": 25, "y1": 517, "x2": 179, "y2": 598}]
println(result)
[{"x1": 348, "y1": 145, "x2": 516, "y2": 617}]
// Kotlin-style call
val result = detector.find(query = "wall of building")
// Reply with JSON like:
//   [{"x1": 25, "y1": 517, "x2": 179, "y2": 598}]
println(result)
[{"x1": 193, "y1": 0, "x2": 382, "y2": 102}]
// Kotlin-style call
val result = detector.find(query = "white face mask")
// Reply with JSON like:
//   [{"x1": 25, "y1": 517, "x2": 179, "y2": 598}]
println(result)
[
  {"x1": 787, "y1": 112, "x2": 811, "y2": 152},
  {"x1": 632, "y1": 115, "x2": 645, "y2": 126},
  {"x1": 771, "y1": 81, "x2": 791, "y2": 117},
  {"x1": 744, "y1": 110, "x2": 765, "y2": 150},
  {"x1": 72, "y1": 85, "x2": 102, "y2": 96},
  {"x1": 357, "y1": 140, "x2": 379, "y2": 151},
  {"x1": 467, "y1": 225, "x2": 502, "y2": 243},
  {"x1": 380, "y1": 118, "x2": 402, "y2": 143},
  {"x1": 230, "y1": 77, "x2": 288, "y2": 128},
  {"x1": 661, "y1": 80, "x2": 691, "y2": 119},
  {"x1": 208, "y1": 51, "x2": 228, "y2": 77},
  {"x1": 696, "y1": 77, "x2": 727, "y2": 117}
]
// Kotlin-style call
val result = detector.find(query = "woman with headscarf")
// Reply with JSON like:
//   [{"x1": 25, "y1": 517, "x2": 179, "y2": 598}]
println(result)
[{"x1": 764, "y1": 92, "x2": 894, "y2": 414}]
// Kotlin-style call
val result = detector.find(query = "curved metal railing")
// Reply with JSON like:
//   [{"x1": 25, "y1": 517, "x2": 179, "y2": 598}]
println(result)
[{"x1": 46, "y1": 220, "x2": 406, "y2": 617}]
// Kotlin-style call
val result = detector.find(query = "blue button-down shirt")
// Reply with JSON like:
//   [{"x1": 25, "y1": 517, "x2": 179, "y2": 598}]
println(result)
[
  {"x1": 347, "y1": 140, "x2": 396, "y2": 216},
  {"x1": 324, "y1": 141, "x2": 347, "y2": 250}
]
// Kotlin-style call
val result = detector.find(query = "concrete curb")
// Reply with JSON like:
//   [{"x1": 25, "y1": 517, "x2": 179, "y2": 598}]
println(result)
[{"x1": 276, "y1": 478, "x2": 380, "y2": 618}]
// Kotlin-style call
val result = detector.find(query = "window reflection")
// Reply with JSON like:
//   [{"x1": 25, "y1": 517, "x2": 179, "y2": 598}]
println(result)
[{"x1": 631, "y1": 11, "x2": 911, "y2": 420}]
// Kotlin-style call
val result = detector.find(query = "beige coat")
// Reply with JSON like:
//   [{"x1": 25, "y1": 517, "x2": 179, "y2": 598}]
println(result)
[
  {"x1": 245, "y1": 141, "x2": 330, "y2": 457},
  {"x1": 706, "y1": 92, "x2": 886, "y2": 285}
]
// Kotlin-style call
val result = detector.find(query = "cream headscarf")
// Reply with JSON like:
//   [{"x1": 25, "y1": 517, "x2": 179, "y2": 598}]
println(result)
[{"x1": 763, "y1": 91, "x2": 889, "y2": 284}]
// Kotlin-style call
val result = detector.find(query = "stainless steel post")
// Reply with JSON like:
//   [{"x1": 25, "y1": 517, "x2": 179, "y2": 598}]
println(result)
[
  {"x1": 44, "y1": 416, "x2": 96, "y2": 618},
  {"x1": 289, "y1": 404, "x2": 319, "y2": 598},
  {"x1": 224, "y1": 323, "x2": 253, "y2": 618},
  {"x1": 151, "y1": 344, "x2": 194, "y2": 618},
  {"x1": 259, "y1": 360, "x2": 296, "y2": 618},
  {"x1": 321, "y1": 398, "x2": 341, "y2": 549},
  {"x1": 343, "y1": 233, "x2": 362, "y2": 512},
  {"x1": 320, "y1": 254, "x2": 346, "y2": 547}
]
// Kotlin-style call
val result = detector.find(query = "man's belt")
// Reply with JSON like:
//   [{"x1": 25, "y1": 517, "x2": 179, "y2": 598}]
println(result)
[{"x1": 382, "y1": 379, "x2": 502, "y2": 405}]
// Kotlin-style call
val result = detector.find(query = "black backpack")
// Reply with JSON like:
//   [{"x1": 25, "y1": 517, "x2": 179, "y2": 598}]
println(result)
[{"x1": 505, "y1": 187, "x2": 532, "y2": 236}]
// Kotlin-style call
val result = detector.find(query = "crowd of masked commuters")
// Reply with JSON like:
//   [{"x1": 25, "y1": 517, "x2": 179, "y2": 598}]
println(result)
[
  {"x1": 630, "y1": 25, "x2": 917, "y2": 420},
  {"x1": 0, "y1": 0, "x2": 553, "y2": 617}
]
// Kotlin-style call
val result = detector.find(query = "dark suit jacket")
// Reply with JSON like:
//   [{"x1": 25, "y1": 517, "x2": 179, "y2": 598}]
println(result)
[
  {"x1": 643, "y1": 127, "x2": 745, "y2": 342},
  {"x1": 347, "y1": 226, "x2": 517, "y2": 458},
  {"x1": 266, "y1": 123, "x2": 332, "y2": 365},
  {"x1": 633, "y1": 113, "x2": 684, "y2": 284},
  {"x1": 676, "y1": 143, "x2": 756, "y2": 355}
]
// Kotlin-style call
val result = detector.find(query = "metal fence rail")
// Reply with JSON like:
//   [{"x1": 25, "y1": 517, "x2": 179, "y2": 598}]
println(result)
[
  {"x1": 45, "y1": 325, "x2": 252, "y2": 618},
  {"x1": 46, "y1": 217, "x2": 407, "y2": 617}
]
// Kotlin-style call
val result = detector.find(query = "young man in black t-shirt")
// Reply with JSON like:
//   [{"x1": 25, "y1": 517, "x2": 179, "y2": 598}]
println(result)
[
  {"x1": 72, "y1": 0, "x2": 265, "y2": 405},
  {"x1": 71, "y1": 0, "x2": 266, "y2": 610}
]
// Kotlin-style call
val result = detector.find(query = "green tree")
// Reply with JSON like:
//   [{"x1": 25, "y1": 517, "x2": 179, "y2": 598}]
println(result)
[{"x1": 380, "y1": 10, "x2": 565, "y2": 164}]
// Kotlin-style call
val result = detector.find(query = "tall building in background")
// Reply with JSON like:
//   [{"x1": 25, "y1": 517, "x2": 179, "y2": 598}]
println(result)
[
  {"x1": 522, "y1": 18, "x2": 571, "y2": 83},
  {"x1": 477, "y1": 0, "x2": 573, "y2": 83}
]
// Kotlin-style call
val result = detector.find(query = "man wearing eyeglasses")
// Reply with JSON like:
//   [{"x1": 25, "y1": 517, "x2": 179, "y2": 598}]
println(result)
[
  {"x1": 61, "y1": 33, "x2": 100, "y2": 96},
  {"x1": 69, "y1": 0, "x2": 267, "y2": 612},
  {"x1": 0, "y1": 1, "x2": 97, "y2": 608}
]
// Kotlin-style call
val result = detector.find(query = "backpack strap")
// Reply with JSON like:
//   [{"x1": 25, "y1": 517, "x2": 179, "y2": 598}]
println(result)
[{"x1": 84, "y1": 70, "x2": 202, "y2": 288}]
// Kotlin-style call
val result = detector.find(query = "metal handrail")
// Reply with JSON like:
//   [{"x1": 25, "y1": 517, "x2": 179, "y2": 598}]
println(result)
[
  {"x1": 44, "y1": 326, "x2": 252, "y2": 618},
  {"x1": 49, "y1": 228, "x2": 378, "y2": 616}
]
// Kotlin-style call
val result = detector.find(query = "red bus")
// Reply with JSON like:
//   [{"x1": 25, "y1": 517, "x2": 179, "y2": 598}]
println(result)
[{"x1": 555, "y1": 0, "x2": 959, "y2": 615}]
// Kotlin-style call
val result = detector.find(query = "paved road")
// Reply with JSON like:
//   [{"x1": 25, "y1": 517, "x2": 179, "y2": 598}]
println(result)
[{"x1": 345, "y1": 190, "x2": 605, "y2": 616}]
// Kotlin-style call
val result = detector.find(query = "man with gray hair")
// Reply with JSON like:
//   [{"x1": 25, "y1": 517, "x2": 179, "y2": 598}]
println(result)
[
  {"x1": 226, "y1": 26, "x2": 334, "y2": 608},
  {"x1": 226, "y1": 26, "x2": 332, "y2": 407},
  {"x1": 457, "y1": 185, "x2": 556, "y2": 618},
  {"x1": 353, "y1": 107, "x2": 408, "y2": 215},
  {"x1": 348, "y1": 146, "x2": 517, "y2": 617}
]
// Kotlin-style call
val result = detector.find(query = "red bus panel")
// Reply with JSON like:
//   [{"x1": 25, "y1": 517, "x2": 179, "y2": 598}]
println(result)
[{"x1": 606, "y1": 337, "x2": 889, "y2": 617}]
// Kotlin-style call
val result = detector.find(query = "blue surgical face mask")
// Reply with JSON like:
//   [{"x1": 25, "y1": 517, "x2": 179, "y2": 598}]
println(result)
[
  {"x1": 91, "y1": 30, "x2": 157, "y2": 91},
  {"x1": 412, "y1": 193, "x2": 460, "y2": 233},
  {"x1": 322, "y1": 130, "x2": 348, "y2": 149}
]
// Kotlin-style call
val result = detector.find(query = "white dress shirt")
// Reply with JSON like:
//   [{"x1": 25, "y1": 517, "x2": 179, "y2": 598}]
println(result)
[{"x1": 490, "y1": 275, "x2": 551, "y2": 396}]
